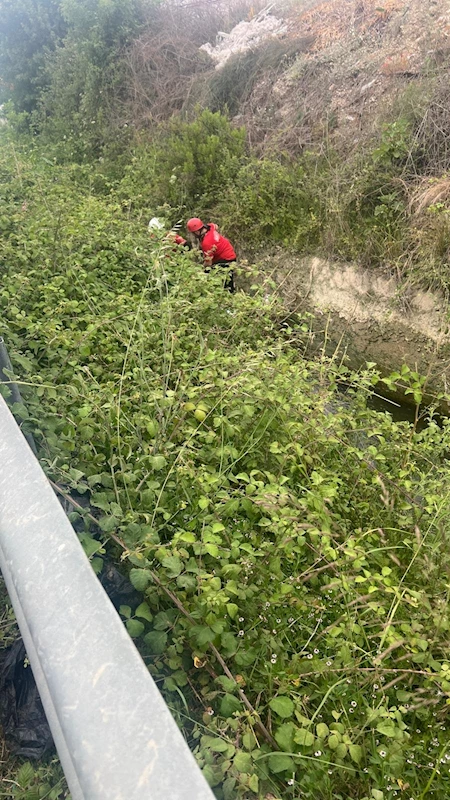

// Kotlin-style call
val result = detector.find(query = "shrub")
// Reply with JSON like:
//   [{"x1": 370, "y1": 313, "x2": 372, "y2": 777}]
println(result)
[{"x1": 119, "y1": 109, "x2": 247, "y2": 215}]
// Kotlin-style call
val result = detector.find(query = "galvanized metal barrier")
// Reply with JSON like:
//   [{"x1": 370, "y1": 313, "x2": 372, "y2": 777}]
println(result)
[
  {"x1": 0, "y1": 394, "x2": 214, "y2": 800},
  {"x1": 0, "y1": 336, "x2": 37, "y2": 454}
]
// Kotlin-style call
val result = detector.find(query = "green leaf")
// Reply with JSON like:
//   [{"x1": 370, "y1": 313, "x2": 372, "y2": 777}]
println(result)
[
  {"x1": 198, "y1": 495, "x2": 209, "y2": 510},
  {"x1": 328, "y1": 733, "x2": 341, "y2": 749},
  {"x1": 220, "y1": 693, "x2": 241, "y2": 717},
  {"x1": 150, "y1": 455, "x2": 166, "y2": 471},
  {"x1": 209, "y1": 738, "x2": 230, "y2": 753},
  {"x1": 193, "y1": 625, "x2": 216, "y2": 646},
  {"x1": 376, "y1": 721, "x2": 397, "y2": 738},
  {"x1": 316, "y1": 722, "x2": 329, "y2": 739},
  {"x1": 161, "y1": 555, "x2": 182, "y2": 577},
  {"x1": 129, "y1": 569, "x2": 152, "y2": 591},
  {"x1": 135, "y1": 602, "x2": 153, "y2": 622},
  {"x1": 205, "y1": 543, "x2": 219, "y2": 557},
  {"x1": 98, "y1": 515, "x2": 119, "y2": 532},
  {"x1": 216, "y1": 675, "x2": 237, "y2": 693},
  {"x1": 211, "y1": 522, "x2": 225, "y2": 533},
  {"x1": 226, "y1": 603, "x2": 239, "y2": 619},
  {"x1": 17, "y1": 763, "x2": 35, "y2": 788},
  {"x1": 144, "y1": 630, "x2": 168, "y2": 654},
  {"x1": 126, "y1": 619, "x2": 145, "y2": 638},
  {"x1": 80, "y1": 535, "x2": 103, "y2": 557},
  {"x1": 349, "y1": 744, "x2": 363, "y2": 764},
  {"x1": 335, "y1": 742, "x2": 348, "y2": 758},
  {"x1": 153, "y1": 611, "x2": 173, "y2": 630},
  {"x1": 119, "y1": 604, "x2": 131, "y2": 619},
  {"x1": 221, "y1": 632, "x2": 238, "y2": 655},
  {"x1": 294, "y1": 728, "x2": 314, "y2": 747},
  {"x1": 275, "y1": 722, "x2": 296, "y2": 751},
  {"x1": 233, "y1": 751, "x2": 252, "y2": 772},
  {"x1": 179, "y1": 532, "x2": 196, "y2": 543},
  {"x1": 91, "y1": 556, "x2": 103, "y2": 575},
  {"x1": 269, "y1": 696, "x2": 294, "y2": 719},
  {"x1": 267, "y1": 753, "x2": 295, "y2": 774}
]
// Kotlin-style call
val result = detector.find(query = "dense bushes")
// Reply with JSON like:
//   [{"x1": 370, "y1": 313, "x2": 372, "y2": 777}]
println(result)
[
  {"x1": 2, "y1": 142, "x2": 450, "y2": 799},
  {"x1": 118, "y1": 109, "x2": 247, "y2": 215}
]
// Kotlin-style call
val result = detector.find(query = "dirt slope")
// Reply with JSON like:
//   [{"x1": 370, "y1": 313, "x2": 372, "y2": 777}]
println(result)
[{"x1": 231, "y1": 0, "x2": 450, "y2": 152}]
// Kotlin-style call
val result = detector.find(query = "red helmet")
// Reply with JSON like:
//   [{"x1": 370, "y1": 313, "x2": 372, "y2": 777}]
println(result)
[{"x1": 187, "y1": 217, "x2": 204, "y2": 232}]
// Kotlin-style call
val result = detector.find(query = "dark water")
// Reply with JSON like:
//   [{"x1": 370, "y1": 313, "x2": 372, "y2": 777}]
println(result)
[
  {"x1": 367, "y1": 391, "x2": 419, "y2": 425},
  {"x1": 338, "y1": 383, "x2": 443, "y2": 430}
]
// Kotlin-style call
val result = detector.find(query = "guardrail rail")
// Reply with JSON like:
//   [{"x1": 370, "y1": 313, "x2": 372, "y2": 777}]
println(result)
[{"x1": 0, "y1": 393, "x2": 215, "y2": 800}]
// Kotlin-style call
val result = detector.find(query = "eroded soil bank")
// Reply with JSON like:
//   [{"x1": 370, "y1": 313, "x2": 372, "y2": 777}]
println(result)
[{"x1": 252, "y1": 251, "x2": 450, "y2": 407}]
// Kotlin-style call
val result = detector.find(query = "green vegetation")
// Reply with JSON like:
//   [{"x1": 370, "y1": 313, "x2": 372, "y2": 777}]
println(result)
[
  {"x1": 2, "y1": 2, "x2": 450, "y2": 799},
  {"x1": 1, "y1": 141, "x2": 450, "y2": 800}
]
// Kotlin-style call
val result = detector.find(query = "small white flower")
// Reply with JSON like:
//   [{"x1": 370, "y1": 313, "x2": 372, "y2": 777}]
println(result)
[
  {"x1": 314, "y1": 648, "x2": 319, "y2": 654},
  {"x1": 287, "y1": 778, "x2": 294, "y2": 786},
  {"x1": 307, "y1": 653, "x2": 313, "y2": 659},
  {"x1": 239, "y1": 617, "x2": 244, "y2": 622},
  {"x1": 351, "y1": 701, "x2": 357, "y2": 707},
  {"x1": 314, "y1": 750, "x2": 322, "y2": 757},
  {"x1": 326, "y1": 660, "x2": 332, "y2": 666},
  {"x1": 238, "y1": 630, "x2": 244, "y2": 637},
  {"x1": 276, "y1": 618, "x2": 281, "y2": 623},
  {"x1": 379, "y1": 750, "x2": 387, "y2": 758},
  {"x1": 271, "y1": 657, "x2": 277, "y2": 664}
]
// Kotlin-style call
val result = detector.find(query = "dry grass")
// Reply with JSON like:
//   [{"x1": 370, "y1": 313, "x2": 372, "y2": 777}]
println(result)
[
  {"x1": 291, "y1": 0, "x2": 404, "y2": 52},
  {"x1": 409, "y1": 177, "x2": 450, "y2": 215},
  {"x1": 124, "y1": 31, "x2": 211, "y2": 124}
]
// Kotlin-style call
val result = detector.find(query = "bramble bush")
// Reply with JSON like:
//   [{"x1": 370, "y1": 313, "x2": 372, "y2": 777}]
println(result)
[{"x1": 2, "y1": 141, "x2": 450, "y2": 800}]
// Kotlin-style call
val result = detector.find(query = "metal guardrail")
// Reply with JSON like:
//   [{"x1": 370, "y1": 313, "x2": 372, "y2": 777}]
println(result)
[
  {"x1": 0, "y1": 394, "x2": 215, "y2": 800},
  {"x1": 0, "y1": 336, "x2": 37, "y2": 454}
]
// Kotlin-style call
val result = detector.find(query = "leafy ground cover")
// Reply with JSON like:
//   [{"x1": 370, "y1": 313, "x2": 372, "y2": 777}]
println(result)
[{"x1": 1, "y1": 139, "x2": 450, "y2": 800}]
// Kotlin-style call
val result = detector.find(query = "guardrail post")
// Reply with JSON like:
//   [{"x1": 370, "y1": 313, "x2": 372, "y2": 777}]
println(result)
[{"x1": 0, "y1": 394, "x2": 215, "y2": 800}]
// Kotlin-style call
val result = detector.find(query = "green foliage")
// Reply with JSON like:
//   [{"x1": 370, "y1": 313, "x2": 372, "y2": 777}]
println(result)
[
  {"x1": 1, "y1": 759, "x2": 68, "y2": 799},
  {"x1": 37, "y1": 0, "x2": 146, "y2": 158},
  {"x1": 0, "y1": 0, "x2": 66, "y2": 111},
  {"x1": 2, "y1": 139, "x2": 450, "y2": 799},
  {"x1": 216, "y1": 156, "x2": 320, "y2": 247},
  {"x1": 372, "y1": 119, "x2": 413, "y2": 165},
  {"x1": 119, "y1": 109, "x2": 246, "y2": 215}
]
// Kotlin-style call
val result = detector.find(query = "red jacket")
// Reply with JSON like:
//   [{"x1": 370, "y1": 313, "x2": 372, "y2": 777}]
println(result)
[{"x1": 200, "y1": 224, "x2": 236, "y2": 267}]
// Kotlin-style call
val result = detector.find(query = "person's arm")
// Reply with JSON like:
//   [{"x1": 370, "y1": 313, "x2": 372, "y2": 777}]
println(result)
[{"x1": 203, "y1": 244, "x2": 217, "y2": 270}]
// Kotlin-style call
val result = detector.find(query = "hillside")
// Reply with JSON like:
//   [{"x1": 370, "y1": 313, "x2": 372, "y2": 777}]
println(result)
[{"x1": 211, "y1": 0, "x2": 450, "y2": 155}]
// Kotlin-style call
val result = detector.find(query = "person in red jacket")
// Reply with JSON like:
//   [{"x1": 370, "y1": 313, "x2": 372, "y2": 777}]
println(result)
[{"x1": 186, "y1": 218, "x2": 236, "y2": 292}]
